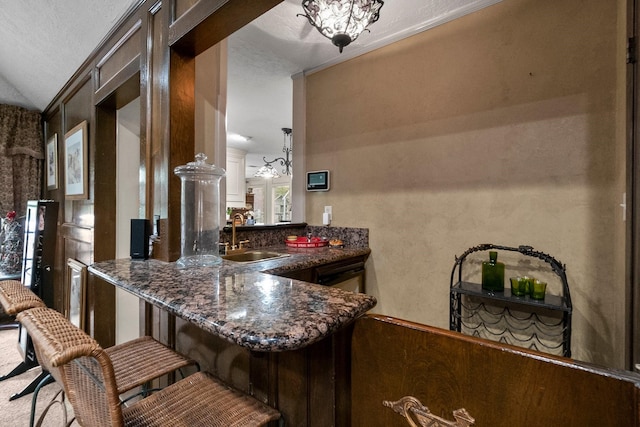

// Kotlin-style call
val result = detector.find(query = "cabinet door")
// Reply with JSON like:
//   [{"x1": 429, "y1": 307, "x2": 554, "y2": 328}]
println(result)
[
  {"x1": 226, "y1": 148, "x2": 246, "y2": 204},
  {"x1": 276, "y1": 267, "x2": 313, "y2": 282}
]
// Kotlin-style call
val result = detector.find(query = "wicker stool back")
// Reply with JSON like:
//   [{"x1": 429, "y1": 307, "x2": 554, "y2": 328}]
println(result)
[{"x1": 17, "y1": 307, "x2": 97, "y2": 426}]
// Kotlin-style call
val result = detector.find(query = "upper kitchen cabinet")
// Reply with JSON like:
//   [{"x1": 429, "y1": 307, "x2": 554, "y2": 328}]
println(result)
[{"x1": 226, "y1": 147, "x2": 247, "y2": 207}]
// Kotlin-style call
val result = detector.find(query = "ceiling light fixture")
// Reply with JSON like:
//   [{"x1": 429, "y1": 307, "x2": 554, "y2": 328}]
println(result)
[
  {"x1": 254, "y1": 164, "x2": 281, "y2": 179},
  {"x1": 299, "y1": 0, "x2": 384, "y2": 53},
  {"x1": 228, "y1": 133, "x2": 253, "y2": 143},
  {"x1": 254, "y1": 128, "x2": 293, "y2": 178}
]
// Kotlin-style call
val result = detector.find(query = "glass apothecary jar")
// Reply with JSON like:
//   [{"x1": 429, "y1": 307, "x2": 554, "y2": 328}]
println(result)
[{"x1": 174, "y1": 153, "x2": 225, "y2": 267}]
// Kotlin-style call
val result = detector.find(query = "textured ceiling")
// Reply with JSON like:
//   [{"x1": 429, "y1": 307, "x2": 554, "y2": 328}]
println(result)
[
  {"x1": 0, "y1": 0, "x2": 137, "y2": 111},
  {"x1": 0, "y1": 0, "x2": 501, "y2": 173}
]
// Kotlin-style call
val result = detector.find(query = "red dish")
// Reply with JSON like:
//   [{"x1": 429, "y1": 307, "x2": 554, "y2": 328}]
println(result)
[{"x1": 285, "y1": 236, "x2": 329, "y2": 248}]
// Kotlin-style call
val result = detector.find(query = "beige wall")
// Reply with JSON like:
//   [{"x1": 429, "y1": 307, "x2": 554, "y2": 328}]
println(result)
[{"x1": 305, "y1": 0, "x2": 627, "y2": 367}]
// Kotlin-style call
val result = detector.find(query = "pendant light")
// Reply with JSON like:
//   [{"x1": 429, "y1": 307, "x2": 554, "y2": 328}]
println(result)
[
  {"x1": 300, "y1": 0, "x2": 384, "y2": 53},
  {"x1": 253, "y1": 164, "x2": 281, "y2": 179},
  {"x1": 254, "y1": 128, "x2": 292, "y2": 178}
]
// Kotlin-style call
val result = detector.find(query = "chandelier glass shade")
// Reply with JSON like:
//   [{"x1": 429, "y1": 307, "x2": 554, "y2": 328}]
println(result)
[
  {"x1": 300, "y1": 0, "x2": 384, "y2": 53},
  {"x1": 254, "y1": 164, "x2": 281, "y2": 179}
]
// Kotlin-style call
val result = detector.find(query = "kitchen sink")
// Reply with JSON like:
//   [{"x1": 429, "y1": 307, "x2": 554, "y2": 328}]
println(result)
[{"x1": 222, "y1": 251, "x2": 289, "y2": 263}]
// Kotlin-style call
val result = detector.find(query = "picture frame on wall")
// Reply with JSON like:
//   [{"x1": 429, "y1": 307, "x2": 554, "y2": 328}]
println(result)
[
  {"x1": 64, "y1": 120, "x2": 88, "y2": 199},
  {"x1": 66, "y1": 258, "x2": 87, "y2": 329},
  {"x1": 46, "y1": 133, "x2": 58, "y2": 190}
]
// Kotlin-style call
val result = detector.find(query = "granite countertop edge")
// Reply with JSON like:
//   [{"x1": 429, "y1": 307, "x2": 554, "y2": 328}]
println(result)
[{"x1": 89, "y1": 246, "x2": 375, "y2": 352}]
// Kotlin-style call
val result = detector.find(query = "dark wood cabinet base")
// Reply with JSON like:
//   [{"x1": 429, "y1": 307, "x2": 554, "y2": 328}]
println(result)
[{"x1": 172, "y1": 315, "x2": 354, "y2": 426}]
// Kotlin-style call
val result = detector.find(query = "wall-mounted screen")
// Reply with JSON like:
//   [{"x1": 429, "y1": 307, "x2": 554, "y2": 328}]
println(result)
[{"x1": 306, "y1": 170, "x2": 330, "y2": 192}]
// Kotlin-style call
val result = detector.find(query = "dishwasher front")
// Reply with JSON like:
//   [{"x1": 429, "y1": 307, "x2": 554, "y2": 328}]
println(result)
[{"x1": 315, "y1": 259, "x2": 366, "y2": 293}]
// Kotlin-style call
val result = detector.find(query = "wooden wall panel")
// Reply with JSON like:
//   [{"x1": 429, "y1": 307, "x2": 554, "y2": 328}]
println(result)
[
  {"x1": 93, "y1": 106, "x2": 117, "y2": 264},
  {"x1": 61, "y1": 225, "x2": 93, "y2": 266},
  {"x1": 96, "y1": 59, "x2": 141, "y2": 106},
  {"x1": 147, "y1": 3, "x2": 170, "y2": 223},
  {"x1": 60, "y1": 74, "x2": 98, "y2": 336},
  {"x1": 43, "y1": 108, "x2": 65, "y2": 314},
  {"x1": 61, "y1": 75, "x2": 94, "y2": 227},
  {"x1": 169, "y1": 0, "x2": 281, "y2": 56},
  {"x1": 61, "y1": 223, "x2": 95, "y2": 336},
  {"x1": 167, "y1": 49, "x2": 195, "y2": 261},
  {"x1": 352, "y1": 315, "x2": 640, "y2": 426},
  {"x1": 174, "y1": 0, "x2": 199, "y2": 19},
  {"x1": 97, "y1": 21, "x2": 142, "y2": 90},
  {"x1": 62, "y1": 74, "x2": 93, "y2": 135}
]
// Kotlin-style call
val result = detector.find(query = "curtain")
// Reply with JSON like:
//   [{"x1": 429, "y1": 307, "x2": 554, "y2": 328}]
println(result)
[{"x1": 0, "y1": 104, "x2": 43, "y2": 217}]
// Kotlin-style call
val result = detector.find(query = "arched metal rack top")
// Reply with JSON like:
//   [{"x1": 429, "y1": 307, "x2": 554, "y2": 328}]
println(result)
[{"x1": 451, "y1": 243, "x2": 572, "y2": 311}]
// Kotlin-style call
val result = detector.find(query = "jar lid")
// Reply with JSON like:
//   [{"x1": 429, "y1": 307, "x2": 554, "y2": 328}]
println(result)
[{"x1": 174, "y1": 153, "x2": 225, "y2": 180}]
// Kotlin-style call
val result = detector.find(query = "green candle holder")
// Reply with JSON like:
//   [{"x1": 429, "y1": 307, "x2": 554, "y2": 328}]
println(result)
[
  {"x1": 523, "y1": 276, "x2": 535, "y2": 296},
  {"x1": 531, "y1": 279, "x2": 547, "y2": 300},
  {"x1": 510, "y1": 277, "x2": 527, "y2": 297}
]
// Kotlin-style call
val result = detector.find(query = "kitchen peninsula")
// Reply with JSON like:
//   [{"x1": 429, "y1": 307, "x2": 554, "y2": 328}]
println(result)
[
  {"x1": 89, "y1": 238, "x2": 375, "y2": 426},
  {"x1": 89, "y1": 247, "x2": 376, "y2": 351}
]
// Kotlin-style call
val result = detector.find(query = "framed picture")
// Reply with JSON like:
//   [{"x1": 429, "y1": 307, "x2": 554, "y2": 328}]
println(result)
[
  {"x1": 46, "y1": 133, "x2": 58, "y2": 190},
  {"x1": 64, "y1": 121, "x2": 88, "y2": 199},
  {"x1": 66, "y1": 258, "x2": 87, "y2": 329}
]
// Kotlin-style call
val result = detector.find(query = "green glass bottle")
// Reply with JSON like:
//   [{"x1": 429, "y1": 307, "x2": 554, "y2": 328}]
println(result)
[{"x1": 482, "y1": 251, "x2": 504, "y2": 292}]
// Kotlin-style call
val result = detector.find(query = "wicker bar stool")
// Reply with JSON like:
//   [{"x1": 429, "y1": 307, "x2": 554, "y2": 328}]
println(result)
[
  {"x1": 18, "y1": 307, "x2": 282, "y2": 427},
  {"x1": 17, "y1": 307, "x2": 201, "y2": 427},
  {"x1": 0, "y1": 281, "x2": 55, "y2": 424},
  {"x1": 0, "y1": 279, "x2": 46, "y2": 379},
  {"x1": 0, "y1": 280, "x2": 53, "y2": 397},
  {"x1": 0, "y1": 280, "x2": 46, "y2": 316}
]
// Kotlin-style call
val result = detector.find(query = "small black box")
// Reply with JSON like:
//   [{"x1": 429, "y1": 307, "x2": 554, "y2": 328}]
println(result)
[{"x1": 130, "y1": 219, "x2": 151, "y2": 259}]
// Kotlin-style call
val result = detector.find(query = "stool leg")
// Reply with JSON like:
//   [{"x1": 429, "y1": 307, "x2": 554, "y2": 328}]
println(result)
[
  {"x1": 0, "y1": 359, "x2": 38, "y2": 382},
  {"x1": 0, "y1": 322, "x2": 19, "y2": 331},
  {"x1": 9, "y1": 370, "x2": 53, "y2": 401},
  {"x1": 29, "y1": 372, "x2": 52, "y2": 427}
]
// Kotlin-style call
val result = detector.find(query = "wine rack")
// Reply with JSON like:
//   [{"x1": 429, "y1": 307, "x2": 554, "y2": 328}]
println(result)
[{"x1": 449, "y1": 243, "x2": 572, "y2": 357}]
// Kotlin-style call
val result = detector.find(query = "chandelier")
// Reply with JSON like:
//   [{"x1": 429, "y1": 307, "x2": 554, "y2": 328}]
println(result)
[
  {"x1": 300, "y1": 0, "x2": 384, "y2": 53},
  {"x1": 254, "y1": 128, "x2": 292, "y2": 178}
]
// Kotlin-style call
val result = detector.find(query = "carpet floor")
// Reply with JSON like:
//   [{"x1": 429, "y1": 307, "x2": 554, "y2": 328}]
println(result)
[{"x1": 0, "y1": 326, "x2": 74, "y2": 427}]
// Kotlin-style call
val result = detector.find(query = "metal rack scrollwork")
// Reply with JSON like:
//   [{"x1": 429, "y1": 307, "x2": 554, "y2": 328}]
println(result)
[{"x1": 449, "y1": 243, "x2": 572, "y2": 357}]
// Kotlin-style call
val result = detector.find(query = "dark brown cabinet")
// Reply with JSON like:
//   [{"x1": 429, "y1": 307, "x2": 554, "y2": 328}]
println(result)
[{"x1": 275, "y1": 255, "x2": 367, "y2": 293}]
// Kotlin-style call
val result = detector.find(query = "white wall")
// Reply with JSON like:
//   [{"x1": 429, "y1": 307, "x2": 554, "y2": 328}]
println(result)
[{"x1": 115, "y1": 98, "x2": 141, "y2": 344}]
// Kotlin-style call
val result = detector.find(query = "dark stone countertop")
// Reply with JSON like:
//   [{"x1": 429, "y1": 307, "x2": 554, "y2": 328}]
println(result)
[{"x1": 88, "y1": 246, "x2": 376, "y2": 352}]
